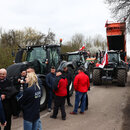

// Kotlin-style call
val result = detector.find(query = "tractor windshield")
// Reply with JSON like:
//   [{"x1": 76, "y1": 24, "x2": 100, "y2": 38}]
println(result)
[
  {"x1": 26, "y1": 47, "x2": 46, "y2": 62},
  {"x1": 108, "y1": 53, "x2": 119, "y2": 62},
  {"x1": 68, "y1": 54, "x2": 85, "y2": 63},
  {"x1": 48, "y1": 47, "x2": 60, "y2": 68}
]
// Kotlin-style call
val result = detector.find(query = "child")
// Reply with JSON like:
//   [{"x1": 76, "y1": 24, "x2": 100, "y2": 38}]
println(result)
[{"x1": 50, "y1": 71, "x2": 68, "y2": 120}]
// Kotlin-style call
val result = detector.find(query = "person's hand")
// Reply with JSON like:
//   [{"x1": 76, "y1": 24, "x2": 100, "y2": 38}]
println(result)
[
  {"x1": 20, "y1": 80, "x2": 25, "y2": 84},
  {"x1": 1, "y1": 122, "x2": 7, "y2": 127},
  {"x1": 18, "y1": 79, "x2": 21, "y2": 82},
  {"x1": 1, "y1": 94, "x2": 6, "y2": 100},
  {"x1": 56, "y1": 72, "x2": 62, "y2": 76}
]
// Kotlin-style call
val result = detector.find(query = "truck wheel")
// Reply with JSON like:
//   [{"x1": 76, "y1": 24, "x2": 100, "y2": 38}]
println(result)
[
  {"x1": 93, "y1": 69, "x2": 102, "y2": 85},
  {"x1": 40, "y1": 85, "x2": 48, "y2": 111},
  {"x1": 117, "y1": 69, "x2": 126, "y2": 87}
]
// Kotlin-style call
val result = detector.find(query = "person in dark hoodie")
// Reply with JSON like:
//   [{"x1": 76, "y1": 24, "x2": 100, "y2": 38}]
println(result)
[
  {"x1": 0, "y1": 68, "x2": 18, "y2": 130},
  {"x1": 18, "y1": 72, "x2": 42, "y2": 130},
  {"x1": 0, "y1": 96, "x2": 6, "y2": 130},
  {"x1": 50, "y1": 71, "x2": 68, "y2": 120},
  {"x1": 46, "y1": 66, "x2": 56, "y2": 112}
]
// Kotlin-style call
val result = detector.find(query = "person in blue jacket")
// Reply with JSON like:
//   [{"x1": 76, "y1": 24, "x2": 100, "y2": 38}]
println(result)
[
  {"x1": 46, "y1": 66, "x2": 56, "y2": 112},
  {"x1": 18, "y1": 72, "x2": 42, "y2": 130},
  {"x1": 0, "y1": 96, "x2": 6, "y2": 130}
]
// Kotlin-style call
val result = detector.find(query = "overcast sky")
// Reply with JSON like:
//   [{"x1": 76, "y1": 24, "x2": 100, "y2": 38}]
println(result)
[{"x1": 0, "y1": 0, "x2": 130, "y2": 56}]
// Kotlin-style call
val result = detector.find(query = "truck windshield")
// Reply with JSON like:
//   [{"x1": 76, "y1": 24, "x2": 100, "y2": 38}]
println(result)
[
  {"x1": 26, "y1": 47, "x2": 46, "y2": 62},
  {"x1": 108, "y1": 53, "x2": 119, "y2": 62}
]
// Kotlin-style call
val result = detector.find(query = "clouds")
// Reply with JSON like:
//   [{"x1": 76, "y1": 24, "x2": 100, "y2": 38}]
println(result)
[{"x1": 0, "y1": 0, "x2": 129, "y2": 56}]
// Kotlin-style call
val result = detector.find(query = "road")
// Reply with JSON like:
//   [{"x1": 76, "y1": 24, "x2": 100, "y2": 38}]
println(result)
[{"x1": 11, "y1": 71, "x2": 130, "y2": 130}]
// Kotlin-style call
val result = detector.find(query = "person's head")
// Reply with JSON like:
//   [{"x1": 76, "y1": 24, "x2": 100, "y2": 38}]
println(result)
[
  {"x1": 77, "y1": 66, "x2": 84, "y2": 73},
  {"x1": 21, "y1": 70, "x2": 27, "y2": 77},
  {"x1": 25, "y1": 72, "x2": 40, "y2": 89},
  {"x1": 0, "y1": 68, "x2": 7, "y2": 80},
  {"x1": 63, "y1": 66, "x2": 68, "y2": 72},
  {"x1": 26, "y1": 67, "x2": 35, "y2": 73},
  {"x1": 51, "y1": 66, "x2": 56, "y2": 74}
]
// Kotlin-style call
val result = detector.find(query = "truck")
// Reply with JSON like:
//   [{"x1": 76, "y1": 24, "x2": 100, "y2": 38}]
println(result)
[
  {"x1": 93, "y1": 21, "x2": 128, "y2": 86},
  {"x1": 6, "y1": 43, "x2": 74, "y2": 110}
]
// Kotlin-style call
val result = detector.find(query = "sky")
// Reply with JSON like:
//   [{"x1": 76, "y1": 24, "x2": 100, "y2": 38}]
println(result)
[{"x1": 0, "y1": 0, "x2": 129, "y2": 56}]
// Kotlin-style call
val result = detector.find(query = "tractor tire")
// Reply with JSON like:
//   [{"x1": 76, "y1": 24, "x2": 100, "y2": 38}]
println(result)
[
  {"x1": 40, "y1": 85, "x2": 48, "y2": 111},
  {"x1": 88, "y1": 64, "x2": 93, "y2": 83},
  {"x1": 117, "y1": 69, "x2": 126, "y2": 87},
  {"x1": 67, "y1": 66, "x2": 74, "y2": 97},
  {"x1": 93, "y1": 69, "x2": 102, "y2": 85},
  {"x1": 68, "y1": 81, "x2": 74, "y2": 97}
]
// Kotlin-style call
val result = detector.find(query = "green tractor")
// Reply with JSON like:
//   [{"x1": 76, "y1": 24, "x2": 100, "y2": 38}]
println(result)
[{"x1": 7, "y1": 44, "x2": 74, "y2": 110}]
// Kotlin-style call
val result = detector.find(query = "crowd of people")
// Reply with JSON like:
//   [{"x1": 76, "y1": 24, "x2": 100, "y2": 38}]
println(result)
[{"x1": 0, "y1": 64, "x2": 90, "y2": 130}]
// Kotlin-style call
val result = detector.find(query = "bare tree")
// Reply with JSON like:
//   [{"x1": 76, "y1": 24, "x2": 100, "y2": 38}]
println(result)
[{"x1": 105, "y1": 0, "x2": 130, "y2": 32}]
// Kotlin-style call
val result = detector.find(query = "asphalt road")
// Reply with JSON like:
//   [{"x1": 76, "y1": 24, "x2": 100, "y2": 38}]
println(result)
[{"x1": 11, "y1": 71, "x2": 130, "y2": 130}]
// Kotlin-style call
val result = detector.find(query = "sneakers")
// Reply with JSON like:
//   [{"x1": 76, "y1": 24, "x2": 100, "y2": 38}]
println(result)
[
  {"x1": 50, "y1": 115, "x2": 57, "y2": 119},
  {"x1": 48, "y1": 108, "x2": 52, "y2": 112},
  {"x1": 70, "y1": 112, "x2": 77, "y2": 115}
]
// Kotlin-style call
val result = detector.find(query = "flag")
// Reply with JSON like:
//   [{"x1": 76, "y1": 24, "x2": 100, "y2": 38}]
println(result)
[
  {"x1": 79, "y1": 45, "x2": 85, "y2": 51},
  {"x1": 98, "y1": 50, "x2": 108, "y2": 68}
]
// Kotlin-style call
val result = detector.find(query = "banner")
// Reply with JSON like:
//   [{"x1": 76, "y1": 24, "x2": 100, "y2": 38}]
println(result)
[{"x1": 98, "y1": 50, "x2": 108, "y2": 68}]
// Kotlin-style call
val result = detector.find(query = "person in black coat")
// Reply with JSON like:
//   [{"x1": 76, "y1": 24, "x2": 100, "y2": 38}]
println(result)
[
  {"x1": 46, "y1": 66, "x2": 56, "y2": 112},
  {"x1": 62, "y1": 66, "x2": 73, "y2": 107},
  {"x1": 0, "y1": 96, "x2": 6, "y2": 130},
  {"x1": 0, "y1": 68, "x2": 18, "y2": 130},
  {"x1": 18, "y1": 72, "x2": 42, "y2": 130}
]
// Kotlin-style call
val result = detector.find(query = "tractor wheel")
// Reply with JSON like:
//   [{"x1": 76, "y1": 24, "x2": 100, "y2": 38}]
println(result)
[
  {"x1": 93, "y1": 69, "x2": 102, "y2": 85},
  {"x1": 88, "y1": 64, "x2": 93, "y2": 82},
  {"x1": 68, "y1": 81, "x2": 74, "y2": 97},
  {"x1": 67, "y1": 66, "x2": 74, "y2": 97},
  {"x1": 117, "y1": 69, "x2": 126, "y2": 87},
  {"x1": 40, "y1": 85, "x2": 48, "y2": 111}
]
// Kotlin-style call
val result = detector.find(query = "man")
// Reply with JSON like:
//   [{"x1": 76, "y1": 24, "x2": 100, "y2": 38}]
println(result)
[
  {"x1": 0, "y1": 96, "x2": 6, "y2": 130},
  {"x1": 62, "y1": 65, "x2": 73, "y2": 107},
  {"x1": 46, "y1": 66, "x2": 56, "y2": 112},
  {"x1": 0, "y1": 68, "x2": 17, "y2": 130},
  {"x1": 50, "y1": 71, "x2": 68, "y2": 120},
  {"x1": 70, "y1": 66, "x2": 90, "y2": 114}
]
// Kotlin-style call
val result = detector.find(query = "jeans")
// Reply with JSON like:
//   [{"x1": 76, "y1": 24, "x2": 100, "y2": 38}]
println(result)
[
  {"x1": 73, "y1": 91, "x2": 86, "y2": 113},
  {"x1": 24, "y1": 118, "x2": 42, "y2": 130},
  {"x1": 48, "y1": 90, "x2": 53, "y2": 109}
]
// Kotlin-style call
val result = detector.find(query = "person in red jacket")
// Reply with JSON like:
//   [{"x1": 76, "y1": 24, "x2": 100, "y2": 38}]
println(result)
[
  {"x1": 50, "y1": 71, "x2": 68, "y2": 120},
  {"x1": 70, "y1": 66, "x2": 90, "y2": 114}
]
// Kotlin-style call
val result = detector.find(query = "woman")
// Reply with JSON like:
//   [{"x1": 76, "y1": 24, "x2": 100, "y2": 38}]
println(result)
[{"x1": 18, "y1": 72, "x2": 42, "y2": 130}]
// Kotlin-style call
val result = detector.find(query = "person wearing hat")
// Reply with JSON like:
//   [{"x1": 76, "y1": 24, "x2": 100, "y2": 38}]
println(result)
[
  {"x1": 70, "y1": 66, "x2": 90, "y2": 114},
  {"x1": 50, "y1": 70, "x2": 68, "y2": 120},
  {"x1": 62, "y1": 64, "x2": 73, "y2": 107},
  {"x1": 46, "y1": 66, "x2": 56, "y2": 112}
]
